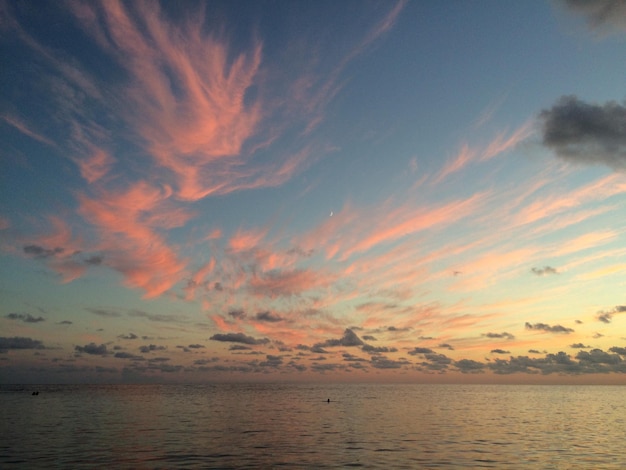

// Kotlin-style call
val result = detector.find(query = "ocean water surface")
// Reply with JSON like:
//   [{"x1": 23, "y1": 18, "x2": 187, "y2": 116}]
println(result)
[{"x1": 1, "y1": 383, "x2": 625, "y2": 468}]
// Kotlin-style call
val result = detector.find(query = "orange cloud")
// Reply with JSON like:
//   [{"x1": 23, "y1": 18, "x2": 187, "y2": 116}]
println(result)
[
  {"x1": 76, "y1": 149, "x2": 115, "y2": 183},
  {"x1": 77, "y1": 181, "x2": 191, "y2": 297}
]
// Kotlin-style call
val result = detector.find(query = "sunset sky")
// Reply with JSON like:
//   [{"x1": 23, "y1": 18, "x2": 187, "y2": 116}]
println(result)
[{"x1": 2, "y1": 0, "x2": 626, "y2": 384}]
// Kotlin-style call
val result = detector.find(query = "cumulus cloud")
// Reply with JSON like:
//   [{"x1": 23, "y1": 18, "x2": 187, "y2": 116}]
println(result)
[
  {"x1": 228, "y1": 309, "x2": 246, "y2": 320},
  {"x1": 255, "y1": 311, "x2": 283, "y2": 323},
  {"x1": 5, "y1": 313, "x2": 45, "y2": 323},
  {"x1": 114, "y1": 352, "x2": 144, "y2": 360},
  {"x1": 314, "y1": 329, "x2": 364, "y2": 349},
  {"x1": 118, "y1": 333, "x2": 138, "y2": 340},
  {"x1": 361, "y1": 344, "x2": 398, "y2": 354},
  {"x1": 540, "y1": 96, "x2": 626, "y2": 170},
  {"x1": 454, "y1": 359, "x2": 485, "y2": 374},
  {"x1": 557, "y1": 0, "x2": 626, "y2": 35},
  {"x1": 416, "y1": 353, "x2": 452, "y2": 372},
  {"x1": 0, "y1": 336, "x2": 46, "y2": 352},
  {"x1": 610, "y1": 347, "x2": 626, "y2": 356},
  {"x1": 75, "y1": 343, "x2": 108, "y2": 355},
  {"x1": 210, "y1": 332, "x2": 270, "y2": 345},
  {"x1": 531, "y1": 266, "x2": 558, "y2": 276},
  {"x1": 408, "y1": 347, "x2": 434, "y2": 355},
  {"x1": 491, "y1": 349, "x2": 510, "y2": 354},
  {"x1": 483, "y1": 332, "x2": 515, "y2": 340},
  {"x1": 370, "y1": 355, "x2": 410, "y2": 369},
  {"x1": 596, "y1": 305, "x2": 626, "y2": 323},
  {"x1": 525, "y1": 322, "x2": 574, "y2": 334},
  {"x1": 139, "y1": 344, "x2": 167, "y2": 353}
]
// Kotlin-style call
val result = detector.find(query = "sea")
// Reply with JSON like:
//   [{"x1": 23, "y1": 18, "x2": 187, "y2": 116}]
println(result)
[{"x1": 1, "y1": 383, "x2": 625, "y2": 469}]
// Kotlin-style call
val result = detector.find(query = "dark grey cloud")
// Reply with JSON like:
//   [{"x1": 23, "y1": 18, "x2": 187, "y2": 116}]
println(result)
[
  {"x1": 114, "y1": 352, "x2": 144, "y2": 360},
  {"x1": 487, "y1": 349, "x2": 626, "y2": 375},
  {"x1": 596, "y1": 305, "x2": 626, "y2": 323},
  {"x1": 609, "y1": 347, "x2": 626, "y2": 356},
  {"x1": 491, "y1": 349, "x2": 510, "y2": 354},
  {"x1": 229, "y1": 344, "x2": 251, "y2": 351},
  {"x1": 558, "y1": 0, "x2": 626, "y2": 34},
  {"x1": 139, "y1": 344, "x2": 166, "y2": 353},
  {"x1": 84, "y1": 255, "x2": 103, "y2": 265},
  {"x1": 314, "y1": 329, "x2": 364, "y2": 349},
  {"x1": 188, "y1": 344, "x2": 205, "y2": 349},
  {"x1": 361, "y1": 344, "x2": 398, "y2": 354},
  {"x1": 0, "y1": 336, "x2": 46, "y2": 351},
  {"x1": 570, "y1": 343, "x2": 590, "y2": 349},
  {"x1": 255, "y1": 311, "x2": 283, "y2": 322},
  {"x1": 57, "y1": 320, "x2": 73, "y2": 325},
  {"x1": 531, "y1": 266, "x2": 558, "y2": 276},
  {"x1": 525, "y1": 322, "x2": 574, "y2": 334},
  {"x1": 311, "y1": 362, "x2": 341, "y2": 372},
  {"x1": 210, "y1": 332, "x2": 269, "y2": 345},
  {"x1": 75, "y1": 343, "x2": 108, "y2": 355},
  {"x1": 128, "y1": 310, "x2": 183, "y2": 323},
  {"x1": 5, "y1": 312, "x2": 45, "y2": 323},
  {"x1": 148, "y1": 357, "x2": 170, "y2": 363},
  {"x1": 342, "y1": 353, "x2": 369, "y2": 363},
  {"x1": 387, "y1": 326, "x2": 411, "y2": 332},
  {"x1": 228, "y1": 309, "x2": 246, "y2": 319},
  {"x1": 370, "y1": 355, "x2": 410, "y2": 369},
  {"x1": 454, "y1": 359, "x2": 485, "y2": 374},
  {"x1": 194, "y1": 358, "x2": 219, "y2": 365},
  {"x1": 118, "y1": 333, "x2": 138, "y2": 340},
  {"x1": 408, "y1": 347, "x2": 434, "y2": 355},
  {"x1": 362, "y1": 335, "x2": 377, "y2": 341},
  {"x1": 483, "y1": 332, "x2": 515, "y2": 340},
  {"x1": 576, "y1": 349, "x2": 622, "y2": 365},
  {"x1": 23, "y1": 244, "x2": 63, "y2": 258},
  {"x1": 87, "y1": 308, "x2": 122, "y2": 318},
  {"x1": 438, "y1": 343, "x2": 454, "y2": 350},
  {"x1": 416, "y1": 353, "x2": 452, "y2": 372},
  {"x1": 540, "y1": 96, "x2": 626, "y2": 170},
  {"x1": 259, "y1": 354, "x2": 283, "y2": 368}
]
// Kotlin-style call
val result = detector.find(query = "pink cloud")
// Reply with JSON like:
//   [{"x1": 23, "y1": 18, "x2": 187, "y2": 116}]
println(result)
[
  {"x1": 228, "y1": 228, "x2": 268, "y2": 254},
  {"x1": 514, "y1": 173, "x2": 626, "y2": 226},
  {"x1": 184, "y1": 258, "x2": 216, "y2": 301},
  {"x1": 249, "y1": 268, "x2": 332, "y2": 298},
  {"x1": 1, "y1": 114, "x2": 56, "y2": 147},
  {"x1": 75, "y1": 149, "x2": 115, "y2": 183},
  {"x1": 340, "y1": 192, "x2": 487, "y2": 260},
  {"x1": 19, "y1": 216, "x2": 87, "y2": 282},
  {"x1": 434, "y1": 121, "x2": 534, "y2": 183},
  {"x1": 479, "y1": 120, "x2": 535, "y2": 161},
  {"x1": 77, "y1": 181, "x2": 191, "y2": 298}
]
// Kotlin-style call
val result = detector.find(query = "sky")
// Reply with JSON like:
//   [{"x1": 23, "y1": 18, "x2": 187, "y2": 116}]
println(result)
[{"x1": 1, "y1": 0, "x2": 626, "y2": 384}]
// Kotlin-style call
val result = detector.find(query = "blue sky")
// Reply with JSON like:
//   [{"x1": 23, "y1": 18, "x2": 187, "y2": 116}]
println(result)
[{"x1": 1, "y1": 0, "x2": 626, "y2": 384}]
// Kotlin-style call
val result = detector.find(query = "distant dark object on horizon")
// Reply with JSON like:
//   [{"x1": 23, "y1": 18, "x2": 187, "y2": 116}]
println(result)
[
  {"x1": 32, "y1": 391, "x2": 39, "y2": 395},
  {"x1": 327, "y1": 398, "x2": 330, "y2": 403}
]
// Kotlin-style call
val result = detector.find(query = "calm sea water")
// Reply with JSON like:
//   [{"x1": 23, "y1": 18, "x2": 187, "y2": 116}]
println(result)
[{"x1": 1, "y1": 383, "x2": 625, "y2": 468}]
